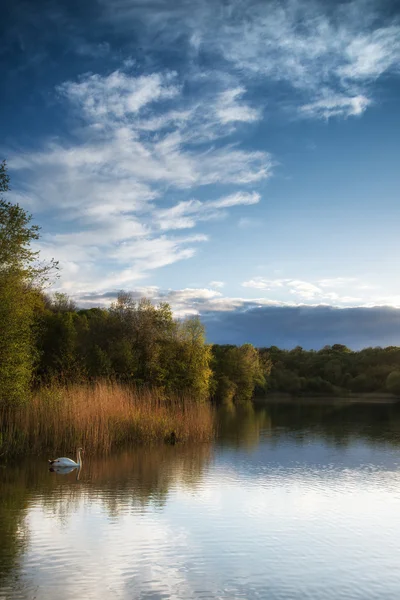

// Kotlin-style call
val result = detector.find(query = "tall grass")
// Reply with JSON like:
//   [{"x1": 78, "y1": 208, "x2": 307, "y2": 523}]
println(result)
[{"x1": 0, "y1": 383, "x2": 215, "y2": 457}]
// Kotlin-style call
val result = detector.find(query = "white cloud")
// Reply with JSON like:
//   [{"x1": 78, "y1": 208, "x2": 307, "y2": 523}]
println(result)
[
  {"x1": 318, "y1": 277, "x2": 357, "y2": 288},
  {"x1": 136, "y1": 109, "x2": 193, "y2": 132},
  {"x1": 154, "y1": 192, "x2": 261, "y2": 231},
  {"x1": 300, "y1": 93, "x2": 371, "y2": 119},
  {"x1": 195, "y1": 148, "x2": 271, "y2": 185},
  {"x1": 241, "y1": 276, "x2": 385, "y2": 306},
  {"x1": 101, "y1": 0, "x2": 400, "y2": 120},
  {"x1": 213, "y1": 2, "x2": 400, "y2": 116},
  {"x1": 58, "y1": 70, "x2": 180, "y2": 121},
  {"x1": 209, "y1": 191, "x2": 260, "y2": 209},
  {"x1": 209, "y1": 281, "x2": 225, "y2": 289},
  {"x1": 36, "y1": 233, "x2": 208, "y2": 295},
  {"x1": 337, "y1": 26, "x2": 400, "y2": 80},
  {"x1": 216, "y1": 87, "x2": 261, "y2": 124},
  {"x1": 242, "y1": 278, "x2": 286, "y2": 290},
  {"x1": 288, "y1": 280, "x2": 322, "y2": 300}
]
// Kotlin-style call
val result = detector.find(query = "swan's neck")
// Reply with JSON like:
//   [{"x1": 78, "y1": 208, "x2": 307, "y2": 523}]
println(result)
[{"x1": 77, "y1": 450, "x2": 82, "y2": 465}]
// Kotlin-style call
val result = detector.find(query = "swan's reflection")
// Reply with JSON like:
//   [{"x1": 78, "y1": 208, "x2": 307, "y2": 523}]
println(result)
[{"x1": 49, "y1": 465, "x2": 81, "y2": 480}]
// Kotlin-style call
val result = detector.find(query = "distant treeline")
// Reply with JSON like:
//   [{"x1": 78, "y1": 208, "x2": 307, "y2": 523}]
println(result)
[{"x1": 259, "y1": 344, "x2": 400, "y2": 397}]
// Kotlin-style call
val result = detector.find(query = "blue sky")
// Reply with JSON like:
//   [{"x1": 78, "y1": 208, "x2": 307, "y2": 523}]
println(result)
[{"x1": 2, "y1": 0, "x2": 400, "y2": 348}]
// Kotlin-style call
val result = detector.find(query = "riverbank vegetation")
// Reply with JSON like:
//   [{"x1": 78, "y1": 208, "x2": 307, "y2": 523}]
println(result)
[{"x1": 0, "y1": 383, "x2": 214, "y2": 456}]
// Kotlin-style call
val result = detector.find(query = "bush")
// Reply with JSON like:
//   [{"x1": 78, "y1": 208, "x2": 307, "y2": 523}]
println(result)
[{"x1": 386, "y1": 371, "x2": 400, "y2": 396}]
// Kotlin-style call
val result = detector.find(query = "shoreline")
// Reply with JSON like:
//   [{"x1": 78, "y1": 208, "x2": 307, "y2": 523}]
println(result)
[{"x1": 254, "y1": 393, "x2": 400, "y2": 405}]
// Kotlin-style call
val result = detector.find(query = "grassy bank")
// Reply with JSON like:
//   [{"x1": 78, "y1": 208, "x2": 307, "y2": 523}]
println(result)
[{"x1": 0, "y1": 383, "x2": 215, "y2": 457}]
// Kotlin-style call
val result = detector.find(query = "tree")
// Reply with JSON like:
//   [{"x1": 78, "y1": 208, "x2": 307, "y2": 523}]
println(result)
[
  {"x1": 386, "y1": 371, "x2": 400, "y2": 396},
  {"x1": 172, "y1": 316, "x2": 212, "y2": 400},
  {"x1": 49, "y1": 292, "x2": 77, "y2": 313},
  {"x1": 212, "y1": 343, "x2": 268, "y2": 404},
  {"x1": 108, "y1": 294, "x2": 176, "y2": 386},
  {"x1": 0, "y1": 161, "x2": 57, "y2": 404},
  {"x1": 324, "y1": 359, "x2": 342, "y2": 385}
]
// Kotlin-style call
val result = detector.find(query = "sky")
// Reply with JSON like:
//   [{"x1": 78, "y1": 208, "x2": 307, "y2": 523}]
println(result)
[{"x1": 1, "y1": 0, "x2": 400, "y2": 349}]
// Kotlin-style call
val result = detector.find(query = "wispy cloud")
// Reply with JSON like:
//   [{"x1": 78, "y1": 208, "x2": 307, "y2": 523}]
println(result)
[
  {"x1": 9, "y1": 68, "x2": 271, "y2": 293},
  {"x1": 58, "y1": 70, "x2": 180, "y2": 121},
  {"x1": 209, "y1": 281, "x2": 225, "y2": 289},
  {"x1": 241, "y1": 276, "x2": 378, "y2": 305},
  {"x1": 300, "y1": 93, "x2": 371, "y2": 119},
  {"x1": 210, "y1": 191, "x2": 260, "y2": 208},
  {"x1": 210, "y1": 1, "x2": 400, "y2": 118},
  {"x1": 99, "y1": 0, "x2": 400, "y2": 120},
  {"x1": 155, "y1": 192, "x2": 261, "y2": 231},
  {"x1": 215, "y1": 87, "x2": 262, "y2": 124}
]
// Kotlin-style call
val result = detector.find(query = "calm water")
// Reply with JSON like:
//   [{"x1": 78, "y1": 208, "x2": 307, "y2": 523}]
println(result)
[{"x1": 2, "y1": 401, "x2": 400, "y2": 600}]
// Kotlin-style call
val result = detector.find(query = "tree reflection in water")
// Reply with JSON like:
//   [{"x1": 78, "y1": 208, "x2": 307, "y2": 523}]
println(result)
[{"x1": 217, "y1": 401, "x2": 272, "y2": 449}]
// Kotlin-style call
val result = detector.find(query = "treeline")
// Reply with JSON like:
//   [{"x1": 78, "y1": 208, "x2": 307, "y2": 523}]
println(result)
[
  {"x1": 262, "y1": 344, "x2": 400, "y2": 397},
  {"x1": 2, "y1": 282, "x2": 270, "y2": 406},
  {"x1": 33, "y1": 297, "x2": 270, "y2": 403},
  {"x1": 34, "y1": 293, "x2": 271, "y2": 403},
  {"x1": 2, "y1": 287, "x2": 270, "y2": 405},
  {"x1": 35, "y1": 293, "x2": 212, "y2": 399}
]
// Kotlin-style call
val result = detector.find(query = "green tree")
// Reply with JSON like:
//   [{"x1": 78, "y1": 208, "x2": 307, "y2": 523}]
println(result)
[
  {"x1": 386, "y1": 371, "x2": 400, "y2": 396},
  {"x1": 0, "y1": 161, "x2": 57, "y2": 404},
  {"x1": 212, "y1": 343, "x2": 267, "y2": 403},
  {"x1": 324, "y1": 359, "x2": 342, "y2": 385},
  {"x1": 35, "y1": 311, "x2": 83, "y2": 384},
  {"x1": 108, "y1": 294, "x2": 176, "y2": 386},
  {"x1": 173, "y1": 316, "x2": 212, "y2": 400}
]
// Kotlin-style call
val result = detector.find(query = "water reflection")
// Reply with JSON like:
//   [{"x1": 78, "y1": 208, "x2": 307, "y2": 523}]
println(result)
[
  {"x1": 259, "y1": 400, "x2": 400, "y2": 448},
  {"x1": 2, "y1": 401, "x2": 400, "y2": 599},
  {"x1": 49, "y1": 465, "x2": 81, "y2": 479},
  {"x1": 217, "y1": 401, "x2": 271, "y2": 448}
]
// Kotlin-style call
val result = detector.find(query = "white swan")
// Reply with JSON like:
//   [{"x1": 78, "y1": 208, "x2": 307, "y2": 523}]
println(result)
[{"x1": 48, "y1": 447, "x2": 83, "y2": 468}]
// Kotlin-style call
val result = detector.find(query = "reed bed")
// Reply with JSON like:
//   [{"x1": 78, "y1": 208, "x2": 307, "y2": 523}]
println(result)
[{"x1": 0, "y1": 383, "x2": 215, "y2": 457}]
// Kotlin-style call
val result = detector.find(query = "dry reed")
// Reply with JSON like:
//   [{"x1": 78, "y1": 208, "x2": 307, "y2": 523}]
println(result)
[{"x1": 0, "y1": 383, "x2": 215, "y2": 456}]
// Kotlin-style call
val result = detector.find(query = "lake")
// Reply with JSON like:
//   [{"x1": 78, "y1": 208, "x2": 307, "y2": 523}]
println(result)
[{"x1": 2, "y1": 401, "x2": 400, "y2": 599}]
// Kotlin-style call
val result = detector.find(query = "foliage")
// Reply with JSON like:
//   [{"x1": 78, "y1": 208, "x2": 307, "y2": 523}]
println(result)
[
  {"x1": 0, "y1": 274, "x2": 42, "y2": 405},
  {"x1": 263, "y1": 344, "x2": 400, "y2": 397},
  {"x1": 0, "y1": 161, "x2": 57, "y2": 406},
  {"x1": 212, "y1": 343, "x2": 271, "y2": 404},
  {"x1": 386, "y1": 371, "x2": 400, "y2": 396},
  {"x1": 33, "y1": 293, "x2": 214, "y2": 401}
]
